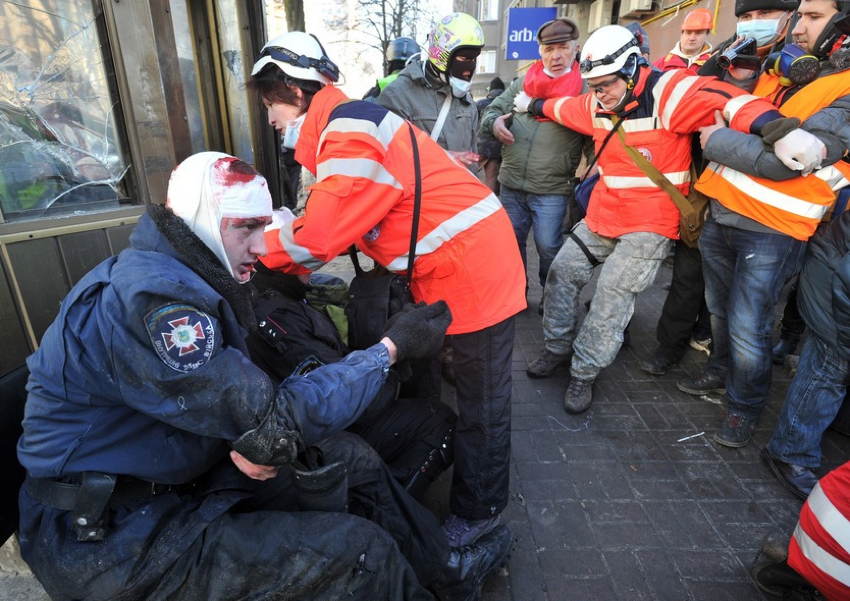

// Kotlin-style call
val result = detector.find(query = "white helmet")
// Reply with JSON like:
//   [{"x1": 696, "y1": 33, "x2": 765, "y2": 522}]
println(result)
[
  {"x1": 579, "y1": 25, "x2": 641, "y2": 80},
  {"x1": 251, "y1": 31, "x2": 339, "y2": 85}
]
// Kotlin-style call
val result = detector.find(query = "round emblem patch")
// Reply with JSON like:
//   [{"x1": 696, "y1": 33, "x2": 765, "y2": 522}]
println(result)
[
  {"x1": 145, "y1": 304, "x2": 216, "y2": 373},
  {"x1": 637, "y1": 147, "x2": 653, "y2": 162}
]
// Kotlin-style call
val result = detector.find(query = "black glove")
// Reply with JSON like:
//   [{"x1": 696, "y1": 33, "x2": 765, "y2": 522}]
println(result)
[
  {"x1": 383, "y1": 300, "x2": 452, "y2": 362},
  {"x1": 761, "y1": 117, "x2": 802, "y2": 146}
]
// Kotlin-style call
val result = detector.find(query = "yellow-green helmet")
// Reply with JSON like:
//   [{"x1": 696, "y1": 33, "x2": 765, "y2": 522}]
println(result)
[{"x1": 427, "y1": 12, "x2": 485, "y2": 73}]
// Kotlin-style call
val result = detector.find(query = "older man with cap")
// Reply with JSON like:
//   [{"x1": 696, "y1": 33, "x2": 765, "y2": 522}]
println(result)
[
  {"x1": 15, "y1": 152, "x2": 511, "y2": 601},
  {"x1": 480, "y1": 17, "x2": 589, "y2": 303}
]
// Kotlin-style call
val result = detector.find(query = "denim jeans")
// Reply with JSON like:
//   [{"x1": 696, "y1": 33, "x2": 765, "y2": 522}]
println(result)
[
  {"x1": 767, "y1": 335, "x2": 849, "y2": 468},
  {"x1": 698, "y1": 218, "x2": 806, "y2": 418},
  {"x1": 499, "y1": 185, "x2": 565, "y2": 287}
]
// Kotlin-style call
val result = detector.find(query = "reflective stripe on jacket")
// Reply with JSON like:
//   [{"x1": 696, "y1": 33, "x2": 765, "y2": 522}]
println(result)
[
  {"x1": 696, "y1": 71, "x2": 850, "y2": 241},
  {"x1": 788, "y1": 461, "x2": 850, "y2": 601},
  {"x1": 262, "y1": 85, "x2": 526, "y2": 335},
  {"x1": 541, "y1": 66, "x2": 780, "y2": 239}
]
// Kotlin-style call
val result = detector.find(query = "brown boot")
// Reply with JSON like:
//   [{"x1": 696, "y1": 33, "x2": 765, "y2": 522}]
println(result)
[{"x1": 526, "y1": 349, "x2": 570, "y2": 378}]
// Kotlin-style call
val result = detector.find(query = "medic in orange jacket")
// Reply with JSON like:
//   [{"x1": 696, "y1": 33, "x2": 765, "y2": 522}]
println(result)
[
  {"x1": 788, "y1": 461, "x2": 850, "y2": 601},
  {"x1": 261, "y1": 85, "x2": 527, "y2": 335},
  {"x1": 536, "y1": 65, "x2": 783, "y2": 240}
]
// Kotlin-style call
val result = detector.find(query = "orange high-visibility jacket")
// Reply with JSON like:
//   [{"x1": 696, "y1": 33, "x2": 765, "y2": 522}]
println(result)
[
  {"x1": 788, "y1": 461, "x2": 850, "y2": 601},
  {"x1": 541, "y1": 66, "x2": 781, "y2": 239},
  {"x1": 696, "y1": 71, "x2": 850, "y2": 241},
  {"x1": 261, "y1": 85, "x2": 526, "y2": 335},
  {"x1": 653, "y1": 45, "x2": 713, "y2": 74}
]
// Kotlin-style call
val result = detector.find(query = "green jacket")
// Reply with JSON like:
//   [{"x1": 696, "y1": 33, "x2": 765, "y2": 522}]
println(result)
[
  {"x1": 479, "y1": 75, "x2": 588, "y2": 196},
  {"x1": 377, "y1": 61, "x2": 478, "y2": 158}
]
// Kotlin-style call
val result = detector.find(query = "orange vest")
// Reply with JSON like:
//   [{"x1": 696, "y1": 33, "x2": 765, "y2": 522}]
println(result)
[
  {"x1": 652, "y1": 47, "x2": 713, "y2": 74},
  {"x1": 787, "y1": 461, "x2": 850, "y2": 601},
  {"x1": 261, "y1": 86, "x2": 526, "y2": 335},
  {"x1": 696, "y1": 71, "x2": 850, "y2": 241},
  {"x1": 542, "y1": 67, "x2": 778, "y2": 239}
]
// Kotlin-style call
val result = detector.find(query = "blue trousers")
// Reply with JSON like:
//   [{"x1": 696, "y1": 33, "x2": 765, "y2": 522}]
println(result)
[
  {"x1": 698, "y1": 218, "x2": 806, "y2": 418},
  {"x1": 767, "y1": 335, "x2": 849, "y2": 468},
  {"x1": 500, "y1": 185, "x2": 565, "y2": 287}
]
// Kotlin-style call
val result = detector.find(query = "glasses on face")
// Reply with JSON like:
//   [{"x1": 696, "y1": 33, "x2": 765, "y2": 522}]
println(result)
[{"x1": 589, "y1": 75, "x2": 621, "y2": 94}]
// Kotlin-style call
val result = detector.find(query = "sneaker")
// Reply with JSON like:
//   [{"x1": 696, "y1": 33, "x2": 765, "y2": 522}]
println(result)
[
  {"x1": 436, "y1": 525, "x2": 512, "y2": 601},
  {"x1": 526, "y1": 349, "x2": 570, "y2": 378},
  {"x1": 639, "y1": 347, "x2": 681, "y2": 376},
  {"x1": 760, "y1": 448, "x2": 817, "y2": 500},
  {"x1": 689, "y1": 336, "x2": 712, "y2": 356},
  {"x1": 713, "y1": 411, "x2": 758, "y2": 448},
  {"x1": 564, "y1": 378, "x2": 594, "y2": 414},
  {"x1": 442, "y1": 513, "x2": 500, "y2": 548},
  {"x1": 677, "y1": 370, "x2": 726, "y2": 396}
]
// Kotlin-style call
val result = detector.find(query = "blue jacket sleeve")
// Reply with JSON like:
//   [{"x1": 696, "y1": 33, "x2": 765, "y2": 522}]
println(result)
[{"x1": 273, "y1": 343, "x2": 391, "y2": 445}]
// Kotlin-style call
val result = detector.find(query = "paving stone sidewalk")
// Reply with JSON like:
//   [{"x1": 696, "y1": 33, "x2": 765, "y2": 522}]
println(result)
[
  {"x1": 2, "y1": 252, "x2": 847, "y2": 601},
  {"x1": 478, "y1": 250, "x2": 849, "y2": 601}
]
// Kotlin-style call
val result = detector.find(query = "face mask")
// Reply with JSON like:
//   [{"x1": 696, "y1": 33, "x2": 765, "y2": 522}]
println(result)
[
  {"x1": 736, "y1": 19, "x2": 781, "y2": 47},
  {"x1": 449, "y1": 76, "x2": 472, "y2": 98},
  {"x1": 282, "y1": 113, "x2": 306, "y2": 149}
]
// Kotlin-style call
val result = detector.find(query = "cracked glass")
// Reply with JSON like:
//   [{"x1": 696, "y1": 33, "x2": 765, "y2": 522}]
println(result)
[{"x1": 0, "y1": 0, "x2": 130, "y2": 224}]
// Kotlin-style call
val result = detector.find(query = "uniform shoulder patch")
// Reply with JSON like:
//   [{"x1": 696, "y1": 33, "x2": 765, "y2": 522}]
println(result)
[{"x1": 145, "y1": 303, "x2": 217, "y2": 373}]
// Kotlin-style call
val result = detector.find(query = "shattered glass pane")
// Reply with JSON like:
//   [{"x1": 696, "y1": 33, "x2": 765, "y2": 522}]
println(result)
[{"x1": 0, "y1": 0, "x2": 130, "y2": 223}]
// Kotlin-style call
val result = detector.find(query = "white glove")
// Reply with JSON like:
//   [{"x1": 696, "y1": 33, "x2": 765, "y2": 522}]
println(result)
[
  {"x1": 774, "y1": 128, "x2": 827, "y2": 175},
  {"x1": 268, "y1": 207, "x2": 296, "y2": 230},
  {"x1": 513, "y1": 91, "x2": 532, "y2": 113}
]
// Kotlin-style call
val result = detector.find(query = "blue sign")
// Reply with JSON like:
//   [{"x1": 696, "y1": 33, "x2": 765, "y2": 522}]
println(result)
[{"x1": 505, "y1": 7, "x2": 557, "y2": 60}]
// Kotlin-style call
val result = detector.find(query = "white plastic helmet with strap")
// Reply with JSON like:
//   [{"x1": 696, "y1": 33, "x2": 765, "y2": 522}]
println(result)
[
  {"x1": 251, "y1": 31, "x2": 339, "y2": 85},
  {"x1": 579, "y1": 25, "x2": 641, "y2": 80},
  {"x1": 427, "y1": 12, "x2": 485, "y2": 73}
]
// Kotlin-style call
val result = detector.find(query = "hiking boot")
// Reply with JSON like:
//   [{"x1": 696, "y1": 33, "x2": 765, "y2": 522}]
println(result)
[
  {"x1": 639, "y1": 347, "x2": 681, "y2": 376},
  {"x1": 564, "y1": 378, "x2": 594, "y2": 414},
  {"x1": 760, "y1": 448, "x2": 817, "y2": 500},
  {"x1": 677, "y1": 370, "x2": 726, "y2": 396},
  {"x1": 442, "y1": 513, "x2": 501, "y2": 548},
  {"x1": 526, "y1": 349, "x2": 570, "y2": 378},
  {"x1": 713, "y1": 411, "x2": 758, "y2": 448},
  {"x1": 436, "y1": 525, "x2": 512, "y2": 601}
]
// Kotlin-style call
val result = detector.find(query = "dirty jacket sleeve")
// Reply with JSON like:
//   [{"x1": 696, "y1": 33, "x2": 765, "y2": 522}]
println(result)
[
  {"x1": 479, "y1": 78, "x2": 521, "y2": 138},
  {"x1": 703, "y1": 94, "x2": 850, "y2": 179},
  {"x1": 262, "y1": 135, "x2": 404, "y2": 274},
  {"x1": 116, "y1": 292, "x2": 390, "y2": 456}
]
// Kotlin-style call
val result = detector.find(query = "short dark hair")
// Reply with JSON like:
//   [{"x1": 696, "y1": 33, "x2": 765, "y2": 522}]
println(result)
[{"x1": 247, "y1": 64, "x2": 323, "y2": 109}]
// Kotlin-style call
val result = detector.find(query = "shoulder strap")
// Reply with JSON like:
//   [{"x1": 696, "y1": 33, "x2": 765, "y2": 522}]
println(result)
[
  {"x1": 613, "y1": 123, "x2": 696, "y2": 219},
  {"x1": 406, "y1": 123, "x2": 422, "y2": 286},
  {"x1": 579, "y1": 117, "x2": 625, "y2": 184},
  {"x1": 430, "y1": 94, "x2": 453, "y2": 141}
]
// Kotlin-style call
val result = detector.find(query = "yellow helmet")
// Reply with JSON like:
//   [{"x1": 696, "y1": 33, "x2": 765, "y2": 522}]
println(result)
[{"x1": 427, "y1": 12, "x2": 485, "y2": 73}]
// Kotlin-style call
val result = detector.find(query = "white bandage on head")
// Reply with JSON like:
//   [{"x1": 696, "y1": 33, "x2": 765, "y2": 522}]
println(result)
[{"x1": 166, "y1": 151, "x2": 273, "y2": 278}]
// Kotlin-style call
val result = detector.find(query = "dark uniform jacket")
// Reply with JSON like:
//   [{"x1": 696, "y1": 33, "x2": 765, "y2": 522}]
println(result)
[{"x1": 17, "y1": 206, "x2": 391, "y2": 600}]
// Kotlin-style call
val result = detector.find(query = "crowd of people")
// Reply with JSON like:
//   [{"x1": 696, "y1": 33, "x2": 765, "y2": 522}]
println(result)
[{"x1": 12, "y1": 1, "x2": 850, "y2": 600}]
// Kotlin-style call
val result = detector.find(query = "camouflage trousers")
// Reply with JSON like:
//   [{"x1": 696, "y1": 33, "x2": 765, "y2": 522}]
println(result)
[{"x1": 542, "y1": 220, "x2": 672, "y2": 380}]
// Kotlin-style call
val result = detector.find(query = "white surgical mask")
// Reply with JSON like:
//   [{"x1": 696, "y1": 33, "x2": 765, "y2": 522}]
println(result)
[
  {"x1": 736, "y1": 19, "x2": 781, "y2": 47},
  {"x1": 282, "y1": 113, "x2": 306, "y2": 149},
  {"x1": 449, "y1": 76, "x2": 471, "y2": 98}
]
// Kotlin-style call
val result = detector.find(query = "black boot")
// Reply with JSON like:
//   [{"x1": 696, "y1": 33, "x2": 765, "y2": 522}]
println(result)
[{"x1": 435, "y1": 525, "x2": 512, "y2": 601}]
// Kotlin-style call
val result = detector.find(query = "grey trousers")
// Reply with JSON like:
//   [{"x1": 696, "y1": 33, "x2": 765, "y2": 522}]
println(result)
[{"x1": 542, "y1": 220, "x2": 672, "y2": 380}]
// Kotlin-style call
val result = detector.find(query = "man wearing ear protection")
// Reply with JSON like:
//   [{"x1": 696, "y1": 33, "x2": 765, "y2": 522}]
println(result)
[
  {"x1": 680, "y1": 0, "x2": 850, "y2": 451},
  {"x1": 515, "y1": 25, "x2": 786, "y2": 414},
  {"x1": 377, "y1": 12, "x2": 484, "y2": 171}
]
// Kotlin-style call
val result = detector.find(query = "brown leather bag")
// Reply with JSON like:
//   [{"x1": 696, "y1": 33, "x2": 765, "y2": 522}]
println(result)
[{"x1": 615, "y1": 127, "x2": 709, "y2": 248}]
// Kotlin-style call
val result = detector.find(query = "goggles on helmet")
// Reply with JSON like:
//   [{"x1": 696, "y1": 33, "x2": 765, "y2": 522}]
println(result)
[
  {"x1": 579, "y1": 37, "x2": 639, "y2": 74},
  {"x1": 259, "y1": 38, "x2": 340, "y2": 83}
]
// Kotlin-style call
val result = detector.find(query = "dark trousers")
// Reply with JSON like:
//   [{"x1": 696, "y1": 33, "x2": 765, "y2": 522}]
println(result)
[
  {"x1": 447, "y1": 316, "x2": 515, "y2": 520},
  {"x1": 656, "y1": 241, "x2": 713, "y2": 356},
  {"x1": 20, "y1": 433, "x2": 442, "y2": 601},
  {"x1": 779, "y1": 278, "x2": 806, "y2": 342}
]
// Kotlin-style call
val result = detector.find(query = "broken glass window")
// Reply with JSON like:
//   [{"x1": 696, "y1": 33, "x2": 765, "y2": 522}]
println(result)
[{"x1": 0, "y1": 1, "x2": 130, "y2": 223}]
